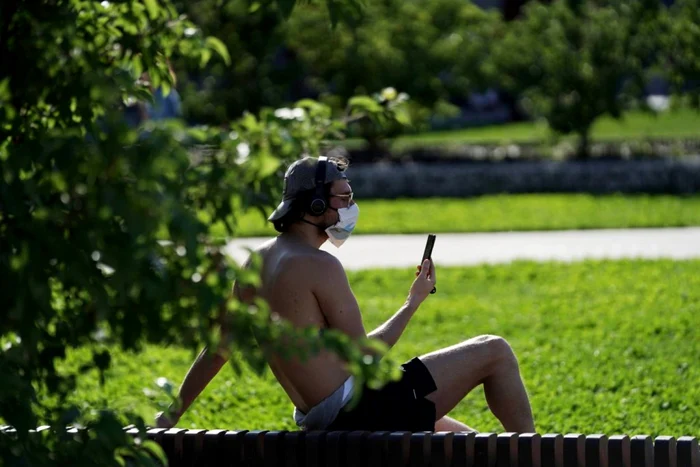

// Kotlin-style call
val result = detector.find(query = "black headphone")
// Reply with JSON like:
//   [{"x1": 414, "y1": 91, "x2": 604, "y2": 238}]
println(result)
[{"x1": 308, "y1": 156, "x2": 328, "y2": 216}]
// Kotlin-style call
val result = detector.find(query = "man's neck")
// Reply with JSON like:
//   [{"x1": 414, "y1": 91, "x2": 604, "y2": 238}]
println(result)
[{"x1": 283, "y1": 221, "x2": 327, "y2": 249}]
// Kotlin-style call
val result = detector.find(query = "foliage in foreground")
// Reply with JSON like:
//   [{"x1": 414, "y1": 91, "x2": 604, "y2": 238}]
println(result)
[
  {"x1": 51, "y1": 259, "x2": 700, "y2": 437},
  {"x1": 0, "y1": 0, "x2": 406, "y2": 464}
]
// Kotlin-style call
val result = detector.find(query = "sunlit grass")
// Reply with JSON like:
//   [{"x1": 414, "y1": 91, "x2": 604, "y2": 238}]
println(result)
[
  {"x1": 348, "y1": 108, "x2": 700, "y2": 149},
  {"x1": 55, "y1": 259, "x2": 700, "y2": 437},
  {"x1": 218, "y1": 194, "x2": 700, "y2": 238}
]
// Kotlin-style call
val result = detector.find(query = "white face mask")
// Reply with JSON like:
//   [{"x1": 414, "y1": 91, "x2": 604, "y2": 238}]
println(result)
[{"x1": 325, "y1": 203, "x2": 359, "y2": 248}]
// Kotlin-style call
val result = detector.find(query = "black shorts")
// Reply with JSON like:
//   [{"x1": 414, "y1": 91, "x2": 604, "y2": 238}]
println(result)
[{"x1": 325, "y1": 357, "x2": 438, "y2": 432}]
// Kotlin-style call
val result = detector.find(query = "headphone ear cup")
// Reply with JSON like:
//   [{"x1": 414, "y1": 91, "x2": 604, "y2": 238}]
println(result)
[{"x1": 309, "y1": 197, "x2": 326, "y2": 216}]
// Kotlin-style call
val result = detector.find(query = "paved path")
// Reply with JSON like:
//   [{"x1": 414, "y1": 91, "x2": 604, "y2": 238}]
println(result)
[{"x1": 224, "y1": 227, "x2": 700, "y2": 270}]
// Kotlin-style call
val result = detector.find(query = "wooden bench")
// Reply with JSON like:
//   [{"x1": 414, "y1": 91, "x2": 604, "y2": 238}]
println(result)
[
  {"x1": 131, "y1": 428, "x2": 697, "y2": 467},
  {"x1": 3, "y1": 425, "x2": 699, "y2": 466}
]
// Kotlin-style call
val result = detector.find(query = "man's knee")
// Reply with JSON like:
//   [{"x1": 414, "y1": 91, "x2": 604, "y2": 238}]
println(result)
[{"x1": 470, "y1": 334, "x2": 517, "y2": 364}]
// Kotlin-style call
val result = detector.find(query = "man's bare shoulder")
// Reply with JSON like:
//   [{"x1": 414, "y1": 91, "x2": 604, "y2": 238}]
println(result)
[
  {"x1": 242, "y1": 237, "x2": 344, "y2": 284},
  {"x1": 279, "y1": 246, "x2": 344, "y2": 279}
]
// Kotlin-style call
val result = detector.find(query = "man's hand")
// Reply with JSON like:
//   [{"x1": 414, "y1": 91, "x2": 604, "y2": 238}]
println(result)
[
  {"x1": 408, "y1": 259, "x2": 437, "y2": 306},
  {"x1": 154, "y1": 409, "x2": 180, "y2": 429}
]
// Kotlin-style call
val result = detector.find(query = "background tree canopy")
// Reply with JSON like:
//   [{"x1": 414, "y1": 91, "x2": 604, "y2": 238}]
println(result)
[
  {"x1": 173, "y1": 0, "x2": 700, "y2": 156},
  {"x1": 173, "y1": 0, "x2": 504, "y2": 132}
]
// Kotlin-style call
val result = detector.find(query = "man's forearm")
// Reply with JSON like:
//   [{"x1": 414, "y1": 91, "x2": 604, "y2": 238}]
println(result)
[
  {"x1": 367, "y1": 299, "x2": 419, "y2": 350},
  {"x1": 169, "y1": 347, "x2": 228, "y2": 419}
]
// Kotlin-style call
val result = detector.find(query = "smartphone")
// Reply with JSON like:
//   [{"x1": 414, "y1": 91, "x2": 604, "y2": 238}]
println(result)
[
  {"x1": 422, "y1": 234, "x2": 436, "y2": 262},
  {"x1": 422, "y1": 234, "x2": 437, "y2": 294}
]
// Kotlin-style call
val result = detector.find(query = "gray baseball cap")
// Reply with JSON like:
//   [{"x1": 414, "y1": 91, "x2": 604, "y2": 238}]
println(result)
[{"x1": 268, "y1": 156, "x2": 347, "y2": 222}]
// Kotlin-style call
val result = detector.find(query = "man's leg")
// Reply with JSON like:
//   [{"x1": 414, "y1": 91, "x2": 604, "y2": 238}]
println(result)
[
  {"x1": 435, "y1": 415, "x2": 478, "y2": 433},
  {"x1": 421, "y1": 334, "x2": 535, "y2": 433}
]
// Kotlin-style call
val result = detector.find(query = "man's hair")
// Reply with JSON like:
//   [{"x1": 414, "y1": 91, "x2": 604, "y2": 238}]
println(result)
[{"x1": 272, "y1": 154, "x2": 349, "y2": 233}]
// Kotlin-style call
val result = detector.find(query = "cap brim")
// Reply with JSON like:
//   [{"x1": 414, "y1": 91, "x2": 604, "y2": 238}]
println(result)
[{"x1": 268, "y1": 199, "x2": 294, "y2": 222}]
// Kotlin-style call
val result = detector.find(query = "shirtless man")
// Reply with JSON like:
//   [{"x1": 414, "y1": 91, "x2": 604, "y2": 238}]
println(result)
[{"x1": 156, "y1": 155, "x2": 535, "y2": 433}]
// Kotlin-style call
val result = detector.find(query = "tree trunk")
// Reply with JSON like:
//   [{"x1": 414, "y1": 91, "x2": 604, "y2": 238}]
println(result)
[{"x1": 576, "y1": 129, "x2": 591, "y2": 160}]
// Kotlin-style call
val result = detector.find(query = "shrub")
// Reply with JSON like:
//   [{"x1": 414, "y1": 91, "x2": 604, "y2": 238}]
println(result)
[{"x1": 0, "y1": 0, "x2": 403, "y2": 463}]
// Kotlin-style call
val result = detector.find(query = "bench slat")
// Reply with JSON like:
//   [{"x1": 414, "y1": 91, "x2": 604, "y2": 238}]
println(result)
[
  {"x1": 497, "y1": 432, "x2": 518, "y2": 467},
  {"x1": 244, "y1": 430, "x2": 268, "y2": 467},
  {"x1": 282, "y1": 431, "x2": 304, "y2": 467},
  {"x1": 518, "y1": 433, "x2": 540, "y2": 467},
  {"x1": 677, "y1": 436, "x2": 699, "y2": 467},
  {"x1": 632, "y1": 435, "x2": 654, "y2": 467},
  {"x1": 409, "y1": 432, "x2": 432, "y2": 467},
  {"x1": 325, "y1": 431, "x2": 347, "y2": 467},
  {"x1": 564, "y1": 433, "x2": 585, "y2": 467},
  {"x1": 159, "y1": 428, "x2": 188, "y2": 467},
  {"x1": 387, "y1": 432, "x2": 411, "y2": 467},
  {"x1": 430, "y1": 431, "x2": 454, "y2": 467},
  {"x1": 304, "y1": 431, "x2": 326, "y2": 467},
  {"x1": 475, "y1": 433, "x2": 497, "y2": 467},
  {"x1": 654, "y1": 435, "x2": 677, "y2": 467},
  {"x1": 263, "y1": 430, "x2": 286, "y2": 467},
  {"x1": 199, "y1": 430, "x2": 227, "y2": 467},
  {"x1": 609, "y1": 435, "x2": 631, "y2": 467},
  {"x1": 223, "y1": 430, "x2": 248, "y2": 466},
  {"x1": 541, "y1": 434, "x2": 563, "y2": 467},
  {"x1": 346, "y1": 431, "x2": 370, "y2": 467},
  {"x1": 585, "y1": 434, "x2": 608, "y2": 467},
  {"x1": 180, "y1": 429, "x2": 206, "y2": 466},
  {"x1": 453, "y1": 432, "x2": 477, "y2": 466},
  {"x1": 367, "y1": 431, "x2": 390, "y2": 467},
  {"x1": 146, "y1": 427, "x2": 169, "y2": 444}
]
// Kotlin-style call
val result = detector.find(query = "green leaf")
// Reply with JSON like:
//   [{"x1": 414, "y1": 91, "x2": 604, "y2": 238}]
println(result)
[
  {"x1": 199, "y1": 48, "x2": 212, "y2": 68},
  {"x1": 394, "y1": 108, "x2": 412, "y2": 126},
  {"x1": 205, "y1": 37, "x2": 231, "y2": 66},
  {"x1": 143, "y1": 0, "x2": 159, "y2": 20},
  {"x1": 0, "y1": 78, "x2": 10, "y2": 101},
  {"x1": 348, "y1": 96, "x2": 383, "y2": 113},
  {"x1": 113, "y1": 450, "x2": 127, "y2": 467},
  {"x1": 258, "y1": 154, "x2": 281, "y2": 178},
  {"x1": 138, "y1": 442, "x2": 166, "y2": 466}
]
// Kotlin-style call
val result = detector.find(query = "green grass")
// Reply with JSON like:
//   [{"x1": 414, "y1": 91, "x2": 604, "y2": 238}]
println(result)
[
  {"x1": 373, "y1": 108, "x2": 700, "y2": 149},
  {"x1": 221, "y1": 194, "x2": 700, "y2": 238},
  {"x1": 57, "y1": 259, "x2": 700, "y2": 436}
]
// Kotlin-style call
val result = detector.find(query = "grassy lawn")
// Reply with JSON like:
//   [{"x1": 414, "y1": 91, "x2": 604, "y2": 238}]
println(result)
[
  {"x1": 57, "y1": 259, "x2": 700, "y2": 437},
  {"x1": 360, "y1": 108, "x2": 700, "y2": 149},
  {"x1": 218, "y1": 194, "x2": 700, "y2": 238}
]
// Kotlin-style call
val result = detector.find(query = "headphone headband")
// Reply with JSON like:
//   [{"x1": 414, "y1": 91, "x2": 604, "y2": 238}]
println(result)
[
  {"x1": 309, "y1": 156, "x2": 328, "y2": 216},
  {"x1": 315, "y1": 156, "x2": 327, "y2": 191}
]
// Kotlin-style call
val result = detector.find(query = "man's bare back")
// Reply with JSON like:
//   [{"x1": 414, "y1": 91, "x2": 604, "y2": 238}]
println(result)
[{"x1": 243, "y1": 235, "x2": 357, "y2": 414}]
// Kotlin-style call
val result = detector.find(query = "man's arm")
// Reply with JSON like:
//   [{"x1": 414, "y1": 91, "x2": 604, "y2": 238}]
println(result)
[
  {"x1": 366, "y1": 301, "x2": 418, "y2": 350},
  {"x1": 313, "y1": 255, "x2": 435, "y2": 352},
  {"x1": 156, "y1": 260, "x2": 256, "y2": 428},
  {"x1": 368, "y1": 259, "x2": 436, "y2": 348},
  {"x1": 156, "y1": 346, "x2": 229, "y2": 427}
]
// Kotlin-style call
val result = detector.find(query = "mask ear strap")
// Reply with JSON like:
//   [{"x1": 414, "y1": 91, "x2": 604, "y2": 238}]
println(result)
[{"x1": 301, "y1": 218, "x2": 324, "y2": 229}]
